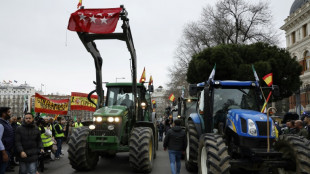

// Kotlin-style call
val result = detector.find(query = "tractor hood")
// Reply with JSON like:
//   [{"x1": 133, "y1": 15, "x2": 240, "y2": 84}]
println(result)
[
  {"x1": 226, "y1": 109, "x2": 275, "y2": 138},
  {"x1": 93, "y1": 105, "x2": 128, "y2": 117}
]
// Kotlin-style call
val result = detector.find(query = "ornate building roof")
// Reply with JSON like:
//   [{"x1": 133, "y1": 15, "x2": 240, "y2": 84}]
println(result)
[{"x1": 290, "y1": 0, "x2": 310, "y2": 15}]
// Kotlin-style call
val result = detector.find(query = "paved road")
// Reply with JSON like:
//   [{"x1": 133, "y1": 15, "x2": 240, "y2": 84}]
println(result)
[{"x1": 12, "y1": 141, "x2": 195, "y2": 174}]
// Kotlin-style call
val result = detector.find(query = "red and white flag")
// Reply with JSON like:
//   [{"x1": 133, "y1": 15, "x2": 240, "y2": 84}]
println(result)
[{"x1": 67, "y1": 8, "x2": 122, "y2": 34}]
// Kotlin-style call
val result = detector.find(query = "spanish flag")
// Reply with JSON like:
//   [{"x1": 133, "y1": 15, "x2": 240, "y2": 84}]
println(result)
[
  {"x1": 152, "y1": 100, "x2": 156, "y2": 104},
  {"x1": 148, "y1": 75, "x2": 153, "y2": 86},
  {"x1": 169, "y1": 94, "x2": 175, "y2": 102},
  {"x1": 139, "y1": 67, "x2": 146, "y2": 83},
  {"x1": 262, "y1": 73, "x2": 273, "y2": 86},
  {"x1": 77, "y1": 0, "x2": 82, "y2": 9}
]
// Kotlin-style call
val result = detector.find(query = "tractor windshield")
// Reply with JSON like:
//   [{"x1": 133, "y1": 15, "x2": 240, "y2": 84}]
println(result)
[
  {"x1": 106, "y1": 87, "x2": 135, "y2": 108},
  {"x1": 213, "y1": 87, "x2": 262, "y2": 118}
]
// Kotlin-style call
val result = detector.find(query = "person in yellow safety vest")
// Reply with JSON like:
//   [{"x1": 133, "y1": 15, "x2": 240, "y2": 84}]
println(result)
[
  {"x1": 54, "y1": 117, "x2": 66, "y2": 160},
  {"x1": 37, "y1": 118, "x2": 53, "y2": 151},
  {"x1": 73, "y1": 118, "x2": 83, "y2": 128}
]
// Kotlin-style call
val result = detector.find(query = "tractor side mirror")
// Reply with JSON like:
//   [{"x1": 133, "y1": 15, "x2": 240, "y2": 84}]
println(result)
[
  {"x1": 148, "y1": 85, "x2": 154, "y2": 92},
  {"x1": 189, "y1": 84, "x2": 198, "y2": 96},
  {"x1": 272, "y1": 85, "x2": 280, "y2": 97}
]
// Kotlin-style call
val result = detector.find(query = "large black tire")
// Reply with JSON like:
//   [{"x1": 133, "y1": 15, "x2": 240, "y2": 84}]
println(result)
[
  {"x1": 68, "y1": 127, "x2": 99, "y2": 171},
  {"x1": 198, "y1": 133, "x2": 230, "y2": 174},
  {"x1": 129, "y1": 127, "x2": 154, "y2": 173},
  {"x1": 273, "y1": 135, "x2": 310, "y2": 174},
  {"x1": 185, "y1": 120, "x2": 199, "y2": 172}
]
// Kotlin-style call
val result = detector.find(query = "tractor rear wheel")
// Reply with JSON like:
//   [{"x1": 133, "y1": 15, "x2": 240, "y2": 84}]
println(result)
[
  {"x1": 185, "y1": 120, "x2": 199, "y2": 172},
  {"x1": 198, "y1": 133, "x2": 230, "y2": 174},
  {"x1": 129, "y1": 127, "x2": 154, "y2": 173},
  {"x1": 68, "y1": 127, "x2": 98, "y2": 171},
  {"x1": 273, "y1": 135, "x2": 310, "y2": 174}
]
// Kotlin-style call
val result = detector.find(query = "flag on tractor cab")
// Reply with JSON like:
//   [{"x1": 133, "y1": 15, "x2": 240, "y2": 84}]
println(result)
[
  {"x1": 169, "y1": 94, "x2": 175, "y2": 102},
  {"x1": 148, "y1": 75, "x2": 153, "y2": 86},
  {"x1": 139, "y1": 67, "x2": 146, "y2": 83},
  {"x1": 152, "y1": 100, "x2": 156, "y2": 104},
  {"x1": 263, "y1": 73, "x2": 273, "y2": 86},
  {"x1": 68, "y1": 8, "x2": 123, "y2": 34},
  {"x1": 77, "y1": 0, "x2": 82, "y2": 9}
]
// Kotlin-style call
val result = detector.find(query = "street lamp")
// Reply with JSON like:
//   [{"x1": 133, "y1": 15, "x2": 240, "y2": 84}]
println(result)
[{"x1": 116, "y1": 77, "x2": 125, "y2": 82}]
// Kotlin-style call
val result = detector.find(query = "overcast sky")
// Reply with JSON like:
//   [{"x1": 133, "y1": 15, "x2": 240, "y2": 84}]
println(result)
[{"x1": 0, "y1": 0, "x2": 295, "y2": 95}]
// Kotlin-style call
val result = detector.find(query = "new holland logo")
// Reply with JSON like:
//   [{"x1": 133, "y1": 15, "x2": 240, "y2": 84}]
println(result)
[{"x1": 260, "y1": 116, "x2": 265, "y2": 120}]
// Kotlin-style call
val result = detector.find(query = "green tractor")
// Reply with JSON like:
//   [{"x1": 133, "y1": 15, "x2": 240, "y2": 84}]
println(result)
[{"x1": 67, "y1": 6, "x2": 157, "y2": 173}]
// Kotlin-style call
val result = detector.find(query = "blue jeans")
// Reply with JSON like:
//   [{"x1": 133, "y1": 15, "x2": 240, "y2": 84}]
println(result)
[
  {"x1": 168, "y1": 150, "x2": 182, "y2": 174},
  {"x1": 19, "y1": 161, "x2": 37, "y2": 174},
  {"x1": 0, "y1": 150, "x2": 10, "y2": 174},
  {"x1": 55, "y1": 138, "x2": 63, "y2": 158}
]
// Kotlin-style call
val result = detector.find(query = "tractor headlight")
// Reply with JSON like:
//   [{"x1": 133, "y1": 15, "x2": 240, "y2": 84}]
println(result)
[
  {"x1": 89, "y1": 124, "x2": 96, "y2": 130},
  {"x1": 247, "y1": 119, "x2": 257, "y2": 136},
  {"x1": 96, "y1": 117, "x2": 102, "y2": 122},
  {"x1": 107, "y1": 117, "x2": 114, "y2": 122},
  {"x1": 114, "y1": 117, "x2": 120, "y2": 122}
]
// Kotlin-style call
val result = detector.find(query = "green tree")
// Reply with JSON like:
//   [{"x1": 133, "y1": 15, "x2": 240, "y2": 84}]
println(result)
[{"x1": 187, "y1": 43, "x2": 302, "y2": 98}]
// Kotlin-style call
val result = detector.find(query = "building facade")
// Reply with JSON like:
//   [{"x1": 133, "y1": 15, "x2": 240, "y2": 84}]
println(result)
[
  {"x1": 281, "y1": 0, "x2": 310, "y2": 113},
  {"x1": 151, "y1": 86, "x2": 167, "y2": 118},
  {"x1": 0, "y1": 83, "x2": 35, "y2": 117}
]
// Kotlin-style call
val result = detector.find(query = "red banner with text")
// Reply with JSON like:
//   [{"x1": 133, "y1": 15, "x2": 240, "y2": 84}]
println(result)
[
  {"x1": 71, "y1": 92, "x2": 98, "y2": 112},
  {"x1": 35, "y1": 93, "x2": 69, "y2": 115}
]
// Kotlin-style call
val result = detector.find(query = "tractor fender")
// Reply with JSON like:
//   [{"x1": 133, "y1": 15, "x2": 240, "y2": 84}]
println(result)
[{"x1": 187, "y1": 113, "x2": 204, "y2": 137}]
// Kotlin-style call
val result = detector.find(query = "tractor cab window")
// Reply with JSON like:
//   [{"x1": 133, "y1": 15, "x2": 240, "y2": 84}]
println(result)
[
  {"x1": 198, "y1": 90, "x2": 205, "y2": 113},
  {"x1": 213, "y1": 88, "x2": 261, "y2": 118},
  {"x1": 107, "y1": 87, "x2": 134, "y2": 108},
  {"x1": 185, "y1": 100, "x2": 197, "y2": 117}
]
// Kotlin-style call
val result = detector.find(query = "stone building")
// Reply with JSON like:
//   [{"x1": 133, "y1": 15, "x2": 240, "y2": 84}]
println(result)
[
  {"x1": 151, "y1": 86, "x2": 167, "y2": 118},
  {"x1": 0, "y1": 83, "x2": 35, "y2": 117},
  {"x1": 281, "y1": 0, "x2": 310, "y2": 113}
]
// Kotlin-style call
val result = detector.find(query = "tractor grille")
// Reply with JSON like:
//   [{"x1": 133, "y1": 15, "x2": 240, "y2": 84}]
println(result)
[
  {"x1": 241, "y1": 118, "x2": 247, "y2": 133},
  {"x1": 256, "y1": 121, "x2": 271, "y2": 136},
  {"x1": 90, "y1": 123, "x2": 121, "y2": 136}
]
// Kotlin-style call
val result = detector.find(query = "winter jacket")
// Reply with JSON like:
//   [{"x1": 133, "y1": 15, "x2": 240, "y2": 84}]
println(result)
[
  {"x1": 0, "y1": 118, "x2": 14, "y2": 151},
  {"x1": 163, "y1": 126, "x2": 187, "y2": 151},
  {"x1": 15, "y1": 121, "x2": 43, "y2": 162}
]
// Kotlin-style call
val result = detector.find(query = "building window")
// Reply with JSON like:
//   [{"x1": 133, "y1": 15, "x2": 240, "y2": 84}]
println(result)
[
  {"x1": 303, "y1": 24, "x2": 308, "y2": 38},
  {"x1": 305, "y1": 51, "x2": 310, "y2": 71},
  {"x1": 292, "y1": 31, "x2": 296, "y2": 44}
]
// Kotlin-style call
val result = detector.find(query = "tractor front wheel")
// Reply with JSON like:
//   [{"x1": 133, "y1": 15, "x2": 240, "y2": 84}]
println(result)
[
  {"x1": 198, "y1": 133, "x2": 230, "y2": 174},
  {"x1": 129, "y1": 127, "x2": 154, "y2": 173},
  {"x1": 185, "y1": 120, "x2": 199, "y2": 172},
  {"x1": 273, "y1": 135, "x2": 310, "y2": 174},
  {"x1": 68, "y1": 127, "x2": 98, "y2": 171}
]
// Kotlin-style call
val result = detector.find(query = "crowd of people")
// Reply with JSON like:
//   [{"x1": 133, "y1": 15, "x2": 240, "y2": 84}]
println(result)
[
  {"x1": 0, "y1": 107, "x2": 84, "y2": 174},
  {"x1": 277, "y1": 113, "x2": 310, "y2": 139}
]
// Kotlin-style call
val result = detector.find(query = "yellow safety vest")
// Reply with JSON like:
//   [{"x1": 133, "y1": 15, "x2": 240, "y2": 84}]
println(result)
[
  {"x1": 74, "y1": 122, "x2": 83, "y2": 128},
  {"x1": 54, "y1": 124, "x2": 65, "y2": 138},
  {"x1": 39, "y1": 127, "x2": 53, "y2": 147}
]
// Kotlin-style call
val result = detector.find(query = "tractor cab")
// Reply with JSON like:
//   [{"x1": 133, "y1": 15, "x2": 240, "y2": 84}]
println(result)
[
  {"x1": 105, "y1": 82, "x2": 153, "y2": 122},
  {"x1": 198, "y1": 81, "x2": 264, "y2": 133}
]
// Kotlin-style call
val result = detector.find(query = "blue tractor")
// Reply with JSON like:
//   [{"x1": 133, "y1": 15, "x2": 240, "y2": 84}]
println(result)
[{"x1": 185, "y1": 68, "x2": 310, "y2": 173}]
